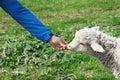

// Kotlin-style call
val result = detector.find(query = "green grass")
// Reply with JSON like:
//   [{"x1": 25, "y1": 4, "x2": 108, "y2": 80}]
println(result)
[{"x1": 0, "y1": 0, "x2": 120, "y2": 80}]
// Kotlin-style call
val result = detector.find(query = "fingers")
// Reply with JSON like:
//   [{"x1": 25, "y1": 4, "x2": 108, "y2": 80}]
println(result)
[
  {"x1": 57, "y1": 39, "x2": 68, "y2": 51},
  {"x1": 53, "y1": 42, "x2": 67, "y2": 51},
  {"x1": 49, "y1": 39, "x2": 62, "y2": 51},
  {"x1": 48, "y1": 36, "x2": 68, "y2": 51}
]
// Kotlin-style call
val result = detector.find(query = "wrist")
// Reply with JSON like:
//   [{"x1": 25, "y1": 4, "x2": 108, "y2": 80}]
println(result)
[{"x1": 48, "y1": 34, "x2": 54, "y2": 43}]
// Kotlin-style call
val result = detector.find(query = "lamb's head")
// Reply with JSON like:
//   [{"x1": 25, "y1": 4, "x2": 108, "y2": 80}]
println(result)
[{"x1": 67, "y1": 27, "x2": 105, "y2": 53}]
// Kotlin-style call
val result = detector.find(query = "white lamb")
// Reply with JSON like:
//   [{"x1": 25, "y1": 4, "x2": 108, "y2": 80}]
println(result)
[{"x1": 67, "y1": 26, "x2": 120, "y2": 79}]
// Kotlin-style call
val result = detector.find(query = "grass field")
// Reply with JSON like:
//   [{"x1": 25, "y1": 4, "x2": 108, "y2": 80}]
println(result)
[{"x1": 0, "y1": 0, "x2": 120, "y2": 80}]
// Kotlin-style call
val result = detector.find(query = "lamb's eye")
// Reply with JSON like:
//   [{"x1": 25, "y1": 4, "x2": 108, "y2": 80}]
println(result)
[{"x1": 80, "y1": 43, "x2": 85, "y2": 45}]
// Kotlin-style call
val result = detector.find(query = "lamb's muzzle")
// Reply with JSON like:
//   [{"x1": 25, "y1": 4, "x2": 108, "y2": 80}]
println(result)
[{"x1": 67, "y1": 45, "x2": 72, "y2": 50}]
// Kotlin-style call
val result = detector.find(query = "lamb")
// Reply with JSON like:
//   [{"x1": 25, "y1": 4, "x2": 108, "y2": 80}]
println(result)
[{"x1": 67, "y1": 26, "x2": 120, "y2": 79}]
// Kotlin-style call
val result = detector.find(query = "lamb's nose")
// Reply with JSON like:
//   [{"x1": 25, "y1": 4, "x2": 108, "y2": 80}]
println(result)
[{"x1": 67, "y1": 45, "x2": 72, "y2": 49}]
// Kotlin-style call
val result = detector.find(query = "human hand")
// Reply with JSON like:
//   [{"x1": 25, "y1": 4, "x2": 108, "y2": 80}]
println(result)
[{"x1": 48, "y1": 36, "x2": 68, "y2": 51}]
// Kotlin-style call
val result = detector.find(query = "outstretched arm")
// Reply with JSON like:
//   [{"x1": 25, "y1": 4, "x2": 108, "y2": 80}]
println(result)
[
  {"x1": 0, "y1": 0, "x2": 68, "y2": 50},
  {"x1": 0, "y1": 0, "x2": 52, "y2": 43}
]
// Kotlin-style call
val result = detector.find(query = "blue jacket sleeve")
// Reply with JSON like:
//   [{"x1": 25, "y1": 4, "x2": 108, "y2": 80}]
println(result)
[{"x1": 0, "y1": 0, "x2": 53, "y2": 43}]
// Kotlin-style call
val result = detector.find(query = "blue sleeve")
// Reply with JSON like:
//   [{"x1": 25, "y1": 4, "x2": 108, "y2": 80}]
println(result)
[{"x1": 0, "y1": 0, "x2": 53, "y2": 43}]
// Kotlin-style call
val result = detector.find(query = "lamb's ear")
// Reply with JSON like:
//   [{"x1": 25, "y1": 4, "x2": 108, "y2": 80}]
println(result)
[
  {"x1": 91, "y1": 41, "x2": 105, "y2": 53},
  {"x1": 91, "y1": 26, "x2": 100, "y2": 31}
]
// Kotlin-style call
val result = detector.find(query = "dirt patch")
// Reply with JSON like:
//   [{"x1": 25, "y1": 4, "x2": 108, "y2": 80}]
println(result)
[{"x1": 0, "y1": 24, "x2": 5, "y2": 29}]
